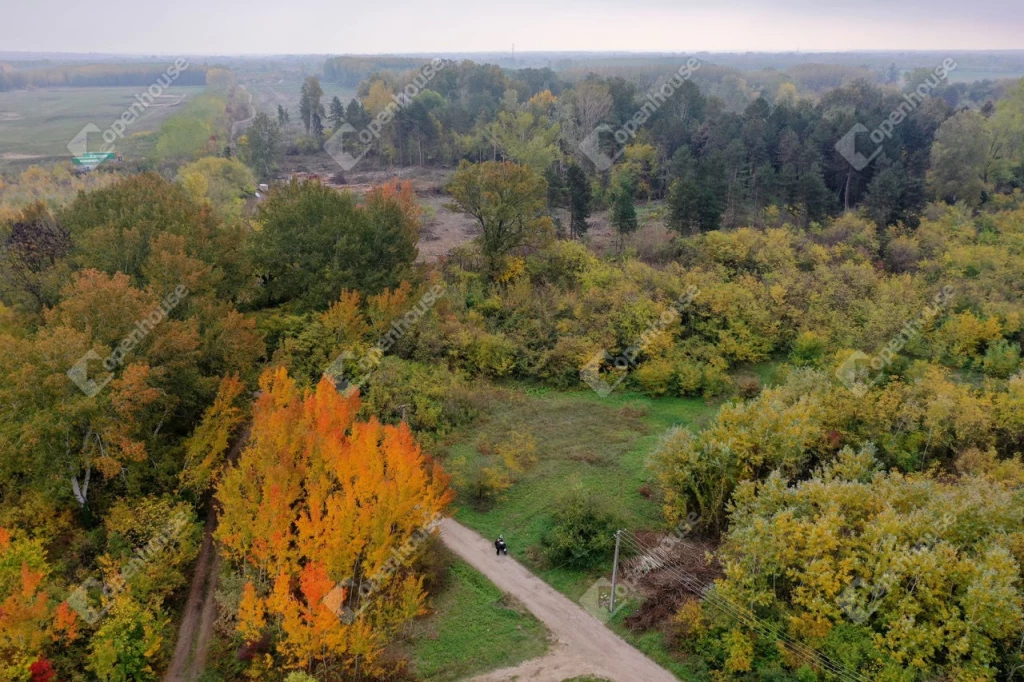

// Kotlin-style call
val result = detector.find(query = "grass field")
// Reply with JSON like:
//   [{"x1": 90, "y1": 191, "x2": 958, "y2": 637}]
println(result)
[
  {"x1": 404, "y1": 558, "x2": 549, "y2": 681},
  {"x1": 447, "y1": 385, "x2": 719, "y2": 599},
  {"x1": 0, "y1": 85, "x2": 204, "y2": 166},
  {"x1": 437, "y1": 385, "x2": 720, "y2": 679}
]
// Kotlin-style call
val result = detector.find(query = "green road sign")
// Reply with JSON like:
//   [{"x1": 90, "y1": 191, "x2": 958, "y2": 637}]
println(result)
[{"x1": 72, "y1": 152, "x2": 116, "y2": 165}]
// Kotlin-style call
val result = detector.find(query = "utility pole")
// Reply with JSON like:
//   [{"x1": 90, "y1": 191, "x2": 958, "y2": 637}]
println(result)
[{"x1": 609, "y1": 529, "x2": 622, "y2": 613}]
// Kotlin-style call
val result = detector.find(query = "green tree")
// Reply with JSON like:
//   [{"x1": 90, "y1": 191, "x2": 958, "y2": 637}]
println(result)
[
  {"x1": 328, "y1": 95, "x2": 345, "y2": 131},
  {"x1": 565, "y1": 163, "x2": 591, "y2": 239},
  {"x1": 0, "y1": 202, "x2": 71, "y2": 312},
  {"x1": 987, "y1": 79, "x2": 1024, "y2": 190},
  {"x1": 345, "y1": 98, "x2": 370, "y2": 129},
  {"x1": 176, "y1": 156, "x2": 256, "y2": 224},
  {"x1": 706, "y1": 446, "x2": 1024, "y2": 680},
  {"x1": 239, "y1": 112, "x2": 280, "y2": 181},
  {"x1": 88, "y1": 598, "x2": 169, "y2": 682},
  {"x1": 610, "y1": 174, "x2": 637, "y2": 250},
  {"x1": 927, "y1": 110, "x2": 991, "y2": 206},
  {"x1": 487, "y1": 110, "x2": 562, "y2": 174},
  {"x1": 446, "y1": 161, "x2": 554, "y2": 277},
  {"x1": 276, "y1": 104, "x2": 289, "y2": 125},
  {"x1": 311, "y1": 111, "x2": 325, "y2": 142},
  {"x1": 299, "y1": 76, "x2": 325, "y2": 135},
  {"x1": 250, "y1": 180, "x2": 418, "y2": 310},
  {"x1": 667, "y1": 147, "x2": 725, "y2": 234}
]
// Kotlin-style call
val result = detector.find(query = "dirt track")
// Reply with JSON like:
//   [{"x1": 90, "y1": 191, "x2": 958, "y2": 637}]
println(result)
[
  {"x1": 164, "y1": 425, "x2": 249, "y2": 682},
  {"x1": 439, "y1": 519, "x2": 678, "y2": 682}
]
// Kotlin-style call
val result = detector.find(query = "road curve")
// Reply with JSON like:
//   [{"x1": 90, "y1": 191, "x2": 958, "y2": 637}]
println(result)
[{"x1": 438, "y1": 518, "x2": 678, "y2": 682}]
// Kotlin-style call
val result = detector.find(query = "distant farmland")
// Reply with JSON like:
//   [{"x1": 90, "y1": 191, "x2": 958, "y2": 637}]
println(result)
[{"x1": 0, "y1": 85, "x2": 205, "y2": 166}]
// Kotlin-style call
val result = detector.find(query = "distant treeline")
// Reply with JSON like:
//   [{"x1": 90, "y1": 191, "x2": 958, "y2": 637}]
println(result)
[
  {"x1": 322, "y1": 55, "x2": 436, "y2": 86},
  {"x1": 0, "y1": 62, "x2": 209, "y2": 91},
  {"x1": 313, "y1": 56, "x2": 1022, "y2": 230}
]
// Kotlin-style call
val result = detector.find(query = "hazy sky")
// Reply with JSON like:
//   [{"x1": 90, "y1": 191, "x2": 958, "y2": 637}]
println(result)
[{"x1": 3, "y1": 0, "x2": 1023, "y2": 54}]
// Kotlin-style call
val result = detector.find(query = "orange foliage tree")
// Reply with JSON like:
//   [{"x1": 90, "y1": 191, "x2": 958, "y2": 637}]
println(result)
[
  {"x1": 0, "y1": 528, "x2": 78, "y2": 681},
  {"x1": 215, "y1": 367, "x2": 452, "y2": 676}
]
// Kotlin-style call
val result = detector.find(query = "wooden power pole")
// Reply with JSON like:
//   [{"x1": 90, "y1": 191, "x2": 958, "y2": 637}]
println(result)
[{"x1": 609, "y1": 529, "x2": 622, "y2": 613}]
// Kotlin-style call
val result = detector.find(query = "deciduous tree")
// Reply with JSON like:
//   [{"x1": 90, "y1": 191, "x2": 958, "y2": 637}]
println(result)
[
  {"x1": 446, "y1": 161, "x2": 554, "y2": 277},
  {"x1": 215, "y1": 368, "x2": 452, "y2": 675}
]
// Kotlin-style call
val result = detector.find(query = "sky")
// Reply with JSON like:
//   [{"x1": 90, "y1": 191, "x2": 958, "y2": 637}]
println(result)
[{"x1": 2, "y1": 0, "x2": 1023, "y2": 54}]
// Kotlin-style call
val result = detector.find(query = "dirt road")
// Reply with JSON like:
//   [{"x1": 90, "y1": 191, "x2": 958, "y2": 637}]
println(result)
[
  {"x1": 164, "y1": 425, "x2": 250, "y2": 682},
  {"x1": 438, "y1": 519, "x2": 678, "y2": 682}
]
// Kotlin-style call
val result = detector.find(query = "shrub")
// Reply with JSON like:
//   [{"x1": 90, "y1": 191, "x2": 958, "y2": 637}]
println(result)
[
  {"x1": 634, "y1": 357, "x2": 675, "y2": 396},
  {"x1": 790, "y1": 330, "x2": 827, "y2": 367},
  {"x1": 700, "y1": 363, "x2": 734, "y2": 398},
  {"x1": 472, "y1": 332, "x2": 518, "y2": 377},
  {"x1": 675, "y1": 360, "x2": 704, "y2": 396},
  {"x1": 982, "y1": 339, "x2": 1021, "y2": 378},
  {"x1": 735, "y1": 375, "x2": 762, "y2": 399},
  {"x1": 541, "y1": 487, "x2": 619, "y2": 568}
]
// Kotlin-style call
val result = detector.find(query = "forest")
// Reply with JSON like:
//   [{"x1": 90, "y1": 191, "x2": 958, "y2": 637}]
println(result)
[{"x1": 1, "y1": 47, "x2": 1024, "y2": 682}]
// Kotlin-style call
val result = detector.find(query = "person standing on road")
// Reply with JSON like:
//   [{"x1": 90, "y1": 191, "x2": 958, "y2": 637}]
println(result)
[{"x1": 495, "y1": 535, "x2": 508, "y2": 556}]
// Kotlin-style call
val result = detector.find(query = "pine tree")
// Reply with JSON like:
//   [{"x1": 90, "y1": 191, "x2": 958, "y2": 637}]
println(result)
[
  {"x1": 565, "y1": 163, "x2": 592, "y2": 239},
  {"x1": 329, "y1": 96, "x2": 345, "y2": 131},
  {"x1": 611, "y1": 175, "x2": 638, "y2": 251}
]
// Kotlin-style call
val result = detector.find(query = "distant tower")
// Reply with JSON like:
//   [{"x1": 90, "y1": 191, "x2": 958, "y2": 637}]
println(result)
[{"x1": 512, "y1": 43, "x2": 515, "y2": 64}]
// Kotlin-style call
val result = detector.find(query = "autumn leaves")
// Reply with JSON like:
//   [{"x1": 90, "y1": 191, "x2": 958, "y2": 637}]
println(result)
[{"x1": 214, "y1": 369, "x2": 453, "y2": 676}]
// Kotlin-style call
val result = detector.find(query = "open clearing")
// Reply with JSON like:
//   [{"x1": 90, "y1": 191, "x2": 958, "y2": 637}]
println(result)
[
  {"x1": 447, "y1": 387, "x2": 718, "y2": 597},
  {"x1": 438, "y1": 385, "x2": 722, "y2": 679}
]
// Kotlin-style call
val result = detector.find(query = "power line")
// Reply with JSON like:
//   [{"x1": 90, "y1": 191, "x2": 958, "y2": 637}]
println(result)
[
  {"x1": 617, "y1": 531, "x2": 870, "y2": 682},
  {"x1": 617, "y1": 532, "x2": 861, "y2": 681},
  {"x1": 617, "y1": 533, "x2": 862, "y2": 682}
]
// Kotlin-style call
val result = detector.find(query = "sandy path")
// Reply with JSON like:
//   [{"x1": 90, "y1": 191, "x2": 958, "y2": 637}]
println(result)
[
  {"x1": 164, "y1": 425, "x2": 250, "y2": 682},
  {"x1": 439, "y1": 519, "x2": 677, "y2": 682},
  {"x1": 163, "y1": 502, "x2": 220, "y2": 682}
]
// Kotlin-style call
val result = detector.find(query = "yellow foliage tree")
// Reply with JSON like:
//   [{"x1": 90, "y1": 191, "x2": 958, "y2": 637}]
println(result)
[{"x1": 215, "y1": 368, "x2": 452, "y2": 675}]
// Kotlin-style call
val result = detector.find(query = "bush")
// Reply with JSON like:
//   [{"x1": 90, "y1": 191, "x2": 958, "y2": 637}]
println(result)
[
  {"x1": 675, "y1": 360, "x2": 704, "y2": 396},
  {"x1": 735, "y1": 375, "x2": 762, "y2": 399},
  {"x1": 982, "y1": 339, "x2": 1021, "y2": 378},
  {"x1": 541, "y1": 487, "x2": 619, "y2": 568},
  {"x1": 472, "y1": 332, "x2": 518, "y2": 377},
  {"x1": 634, "y1": 357, "x2": 675, "y2": 396},
  {"x1": 284, "y1": 673, "x2": 318, "y2": 682},
  {"x1": 700, "y1": 363, "x2": 733, "y2": 398},
  {"x1": 790, "y1": 330, "x2": 827, "y2": 367},
  {"x1": 362, "y1": 357, "x2": 486, "y2": 441}
]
